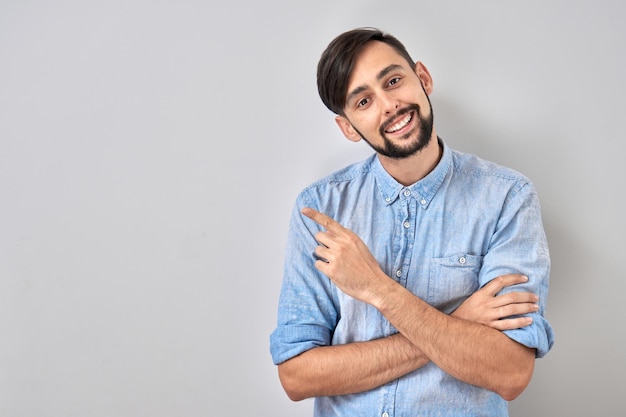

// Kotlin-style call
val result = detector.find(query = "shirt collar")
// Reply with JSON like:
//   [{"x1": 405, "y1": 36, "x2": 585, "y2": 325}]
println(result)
[{"x1": 372, "y1": 137, "x2": 452, "y2": 208}]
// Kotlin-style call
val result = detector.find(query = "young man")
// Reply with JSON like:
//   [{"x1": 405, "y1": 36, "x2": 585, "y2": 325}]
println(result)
[{"x1": 270, "y1": 27, "x2": 554, "y2": 416}]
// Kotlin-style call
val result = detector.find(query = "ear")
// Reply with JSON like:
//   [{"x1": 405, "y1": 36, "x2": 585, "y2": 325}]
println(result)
[
  {"x1": 335, "y1": 115, "x2": 362, "y2": 143},
  {"x1": 414, "y1": 61, "x2": 434, "y2": 95}
]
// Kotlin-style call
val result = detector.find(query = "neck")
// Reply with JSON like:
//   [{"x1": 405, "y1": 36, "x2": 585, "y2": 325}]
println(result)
[{"x1": 377, "y1": 132, "x2": 442, "y2": 186}]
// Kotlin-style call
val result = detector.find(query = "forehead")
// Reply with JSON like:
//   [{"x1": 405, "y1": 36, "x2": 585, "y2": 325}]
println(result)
[{"x1": 348, "y1": 41, "x2": 412, "y2": 85}]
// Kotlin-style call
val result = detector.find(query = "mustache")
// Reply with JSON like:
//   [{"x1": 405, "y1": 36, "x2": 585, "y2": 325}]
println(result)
[{"x1": 379, "y1": 103, "x2": 421, "y2": 135}]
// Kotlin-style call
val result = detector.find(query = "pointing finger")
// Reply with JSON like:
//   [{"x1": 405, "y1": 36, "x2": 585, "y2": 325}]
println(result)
[{"x1": 302, "y1": 207, "x2": 344, "y2": 233}]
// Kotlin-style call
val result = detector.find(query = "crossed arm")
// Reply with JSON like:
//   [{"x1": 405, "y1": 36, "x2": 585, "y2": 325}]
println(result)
[{"x1": 278, "y1": 208, "x2": 539, "y2": 402}]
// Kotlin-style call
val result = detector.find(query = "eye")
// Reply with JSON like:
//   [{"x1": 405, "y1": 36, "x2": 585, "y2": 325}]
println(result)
[
  {"x1": 357, "y1": 97, "x2": 369, "y2": 108},
  {"x1": 388, "y1": 77, "x2": 401, "y2": 86}
]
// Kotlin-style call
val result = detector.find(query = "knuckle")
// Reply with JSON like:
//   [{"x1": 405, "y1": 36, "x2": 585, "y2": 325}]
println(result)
[
  {"x1": 494, "y1": 275, "x2": 508, "y2": 286},
  {"x1": 502, "y1": 292, "x2": 520, "y2": 303},
  {"x1": 497, "y1": 305, "x2": 515, "y2": 318},
  {"x1": 346, "y1": 233, "x2": 359, "y2": 244},
  {"x1": 491, "y1": 321, "x2": 506, "y2": 331}
]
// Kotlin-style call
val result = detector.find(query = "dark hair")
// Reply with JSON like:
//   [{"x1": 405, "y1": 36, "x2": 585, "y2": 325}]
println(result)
[{"x1": 317, "y1": 27, "x2": 415, "y2": 115}]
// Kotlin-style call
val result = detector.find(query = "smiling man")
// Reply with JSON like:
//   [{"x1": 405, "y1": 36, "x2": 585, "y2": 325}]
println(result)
[{"x1": 270, "y1": 27, "x2": 554, "y2": 416}]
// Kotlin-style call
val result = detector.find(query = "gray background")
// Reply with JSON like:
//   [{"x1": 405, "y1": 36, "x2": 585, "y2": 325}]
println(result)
[{"x1": 1, "y1": 1, "x2": 624, "y2": 416}]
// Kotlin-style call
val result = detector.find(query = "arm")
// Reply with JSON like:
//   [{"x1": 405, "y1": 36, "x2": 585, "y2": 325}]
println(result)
[
  {"x1": 278, "y1": 273, "x2": 537, "y2": 401},
  {"x1": 278, "y1": 332, "x2": 426, "y2": 401},
  {"x1": 372, "y1": 277, "x2": 535, "y2": 401},
  {"x1": 303, "y1": 207, "x2": 537, "y2": 401}
]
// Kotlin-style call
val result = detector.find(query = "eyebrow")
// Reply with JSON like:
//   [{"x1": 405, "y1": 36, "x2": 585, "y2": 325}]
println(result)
[{"x1": 345, "y1": 64, "x2": 404, "y2": 105}]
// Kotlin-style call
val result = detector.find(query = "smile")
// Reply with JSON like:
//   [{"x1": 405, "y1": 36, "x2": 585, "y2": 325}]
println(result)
[{"x1": 385, "y1": 112, "x2": 413, "y2": 133}]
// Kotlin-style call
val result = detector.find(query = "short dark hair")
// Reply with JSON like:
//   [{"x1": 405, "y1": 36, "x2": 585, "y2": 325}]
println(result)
[{"x1": 317, "y1": 27, "x2": 416, "y2": 115}]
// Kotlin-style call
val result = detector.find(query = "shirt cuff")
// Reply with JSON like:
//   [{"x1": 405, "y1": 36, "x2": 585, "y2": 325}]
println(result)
[
  {"x1": 269, "y1": 323, "x2": 332, "y2": 365},
  {"x1": 503, "y1": 313, "x2": 555, "y2": 358}
]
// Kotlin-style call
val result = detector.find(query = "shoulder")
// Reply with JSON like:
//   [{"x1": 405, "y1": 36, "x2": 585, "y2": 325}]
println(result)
[
  {"x1": 450, "y1": 148, "x2": 527, "y2": 181},
  {"x1": 449, "y1": 148, "x2": 534, "y2": 199},
  {"x1": 296, "y1": 154, "x2": 377, "y2": 203}
]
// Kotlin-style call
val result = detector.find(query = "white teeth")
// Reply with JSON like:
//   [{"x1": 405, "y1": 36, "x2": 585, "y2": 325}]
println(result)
[{"x1": 386, "y1": 113, "x2": 412, "y2": 133}]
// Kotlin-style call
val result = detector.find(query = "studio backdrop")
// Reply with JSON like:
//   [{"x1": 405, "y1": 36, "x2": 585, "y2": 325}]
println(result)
[{"x1": 1, "y1": 1, "x2": 624, "y2": 416}]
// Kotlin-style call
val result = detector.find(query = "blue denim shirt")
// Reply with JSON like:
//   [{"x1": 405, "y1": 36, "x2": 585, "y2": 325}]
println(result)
[{"x1": 270, "y1": 140, "x2": 554, "y2": 416}]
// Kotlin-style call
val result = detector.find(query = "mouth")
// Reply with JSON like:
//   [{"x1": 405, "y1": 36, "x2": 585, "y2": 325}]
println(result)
[{"x1": 384, "y1": 111, "x2": 414, "y2": 134}]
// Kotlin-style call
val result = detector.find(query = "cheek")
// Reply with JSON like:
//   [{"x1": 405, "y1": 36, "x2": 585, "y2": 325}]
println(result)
[{"x1": 352, "y1": 111, "x2": 383, "y2": 133}]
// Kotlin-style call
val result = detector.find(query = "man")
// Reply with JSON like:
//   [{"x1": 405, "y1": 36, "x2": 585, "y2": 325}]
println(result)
[{"x1": 270, "y1": 27, "x2": 554, "y2": 416}]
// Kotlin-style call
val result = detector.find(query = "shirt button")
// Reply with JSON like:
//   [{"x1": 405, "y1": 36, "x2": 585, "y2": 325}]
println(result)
[
  {"x1": 403, "y1": 221, "x2": 410, "y2": 228},
  {"x1": 385, "y1": 197, "x2": 391, "y2": 202},
  {"x1": 382, "y1": 413, "x2": 389, "y2": 417},
  {"x1": 459, "y1": 256, "x2": 466, "y2": 265},
  {"x1": 396, "y1": 270, "x2": 402, "y2": 277},
  {"x1": 403, "y1": 189, "x2": 411, "y2": 196},
  {"x1": 420, "y1": 199, "x2": 427, "y2": 205}
]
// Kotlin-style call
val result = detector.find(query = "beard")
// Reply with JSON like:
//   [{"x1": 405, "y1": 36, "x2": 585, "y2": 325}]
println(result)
[{"x1": 353, "y1": 95, "x2": 434, "y2": 159}]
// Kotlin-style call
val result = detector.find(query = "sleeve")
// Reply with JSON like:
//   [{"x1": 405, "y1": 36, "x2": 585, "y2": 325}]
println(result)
[
  {"x1": 478, "y1": 180, "x2": 555, "y2": 358},
  {"x1": 269, "y1": 191, "x2": 340, "y2": 365}
]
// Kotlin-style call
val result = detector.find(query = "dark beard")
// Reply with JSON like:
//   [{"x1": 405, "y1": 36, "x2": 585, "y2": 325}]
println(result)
[{"x1": 353, "y1": 96, "x2": 434, "y2": 159}]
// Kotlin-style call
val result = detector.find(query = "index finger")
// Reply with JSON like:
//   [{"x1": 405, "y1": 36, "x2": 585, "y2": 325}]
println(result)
[{"x1": 301, "y1": 207, "x2": 343, "y2": 233}]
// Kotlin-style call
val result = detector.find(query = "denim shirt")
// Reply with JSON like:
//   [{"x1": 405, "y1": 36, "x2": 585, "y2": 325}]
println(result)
[{"x1": 270, "y1": 140, "x2": 554, "y2": 416}]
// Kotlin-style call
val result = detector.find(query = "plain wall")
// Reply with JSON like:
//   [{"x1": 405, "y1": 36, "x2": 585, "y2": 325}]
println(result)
[{"x1": 1, "y1": 1, "x2": 624, "y2": 416}]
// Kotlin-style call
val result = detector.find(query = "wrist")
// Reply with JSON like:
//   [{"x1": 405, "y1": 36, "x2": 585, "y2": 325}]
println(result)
[{"x1": 369, "y1": 274, "x2": 404, "y2": 312}]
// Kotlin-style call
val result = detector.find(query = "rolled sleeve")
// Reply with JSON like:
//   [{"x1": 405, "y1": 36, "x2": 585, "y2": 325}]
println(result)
[
  {"x1": 270, "y1": 324, "x2": 333, "y2": 365},
  {"x1": 269, "y1": 194, "x2": 339, "y2": 365},
  {"x1": 504, "y1": 314, "x2": 554, "y2": 358},
  {"x1": 479, "y1": 180, "x2": 555, "y2": 357}
]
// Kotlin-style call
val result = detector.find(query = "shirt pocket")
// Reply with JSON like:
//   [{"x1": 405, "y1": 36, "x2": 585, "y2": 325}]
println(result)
[{"x1": 428, "y1": 254, "x2": 483, "y2": 314}]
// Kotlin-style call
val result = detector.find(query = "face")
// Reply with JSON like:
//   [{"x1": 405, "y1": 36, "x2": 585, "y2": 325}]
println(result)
[{"x1": 336, "y1": 41, "x2": 435, "y2": 159}]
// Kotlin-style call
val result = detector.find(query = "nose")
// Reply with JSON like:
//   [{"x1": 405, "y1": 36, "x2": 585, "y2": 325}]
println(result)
[{"x1": 380, "y1": 91, "x2": 399, "y2": 114}]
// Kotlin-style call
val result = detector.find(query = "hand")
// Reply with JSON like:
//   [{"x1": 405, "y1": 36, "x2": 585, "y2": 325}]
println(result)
[
  {"x1": 302, "y1": 207, "x2": 389, "y2": 303},
  {"x1": 451, "y1": 274, "x2": 539, "y2": 331}
]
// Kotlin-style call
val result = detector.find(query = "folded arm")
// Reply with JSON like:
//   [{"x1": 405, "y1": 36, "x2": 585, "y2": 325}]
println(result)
[
  {"x1": 278, "y1": 332, "x2": 425, "y2": 401},
  {"x1": 278, "y1": 272, "x2": 537, "y2": 401},
  {"x1": 371, "y1": 277, "x2": 535, "y2": 400},
  {"x1": 297, "y1": 207, "x2": 539, "y2": 401}
]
